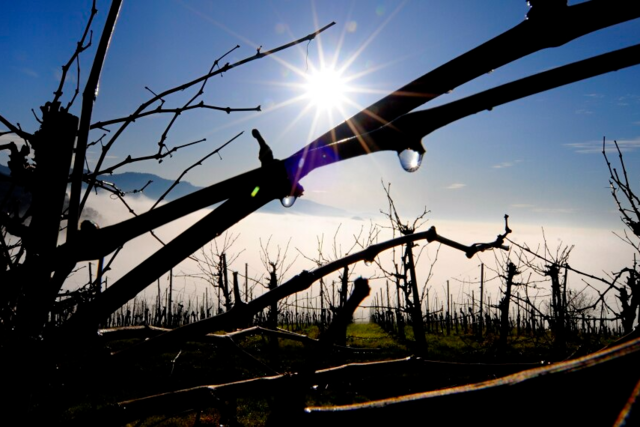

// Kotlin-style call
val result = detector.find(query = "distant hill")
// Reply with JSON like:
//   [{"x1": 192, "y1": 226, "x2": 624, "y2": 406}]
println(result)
[
  {"x1": 95, "y1": 171, "x2": 200, "y2": 201},
  {"x1": 259, "y1": 198, "x2": 350, "y2": 217},
  {"x1": 102, "y1": 171, "x2": 351, "y2": 217},
  {"x1": 0, "y1": 164, "x2": 352, "y2": 218}
]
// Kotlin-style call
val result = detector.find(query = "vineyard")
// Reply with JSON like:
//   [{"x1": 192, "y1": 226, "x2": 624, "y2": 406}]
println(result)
[{"x1": 2, "y1": 1, "x2": 640, "y2": 426}]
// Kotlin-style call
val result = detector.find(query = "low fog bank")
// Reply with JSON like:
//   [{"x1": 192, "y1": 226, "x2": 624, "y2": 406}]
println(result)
[{"x1": 64, "y1": 192, "x2": 635, "y2": 322}]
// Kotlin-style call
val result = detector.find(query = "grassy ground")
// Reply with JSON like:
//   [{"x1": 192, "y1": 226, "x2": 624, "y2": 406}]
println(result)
[{"x1": 60, "y1": 322, "x2": 617, "y2": 426}]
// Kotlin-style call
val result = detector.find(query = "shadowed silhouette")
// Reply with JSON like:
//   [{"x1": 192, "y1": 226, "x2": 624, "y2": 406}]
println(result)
[{"x1": 252, "y1": 128, "x2": 274, "y2": 166}]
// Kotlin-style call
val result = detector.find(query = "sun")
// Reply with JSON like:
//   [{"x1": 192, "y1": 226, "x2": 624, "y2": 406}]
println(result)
[{"x1": 303, "y1": 66, "x2": 349, "y2": 112}]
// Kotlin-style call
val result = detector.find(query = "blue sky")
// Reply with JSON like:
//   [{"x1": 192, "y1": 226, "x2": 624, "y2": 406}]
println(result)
[{"x1": 2, "y1": 0, "x2": 640, "y2": 232}]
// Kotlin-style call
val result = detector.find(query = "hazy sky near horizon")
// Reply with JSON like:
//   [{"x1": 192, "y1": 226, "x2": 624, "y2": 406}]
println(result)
[
  {"x1": 2, "y1": 1, "x2": 639, "y2": 234},
  {"x1": 64, "y1": 192, "x2": 636, "y2": 320}
]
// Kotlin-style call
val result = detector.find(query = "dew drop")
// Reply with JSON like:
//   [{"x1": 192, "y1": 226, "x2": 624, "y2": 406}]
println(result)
[
  {"x1": 281, "y1": 195, "x2": 297, "y2": 208},
  {"x1": 398, "y1": 148, "x2": 424, "y2": 173}
]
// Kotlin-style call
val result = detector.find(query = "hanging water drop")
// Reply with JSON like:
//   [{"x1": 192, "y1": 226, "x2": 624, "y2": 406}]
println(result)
[
  {"x1": 398, "y1": 148, "x2": 424, "y2": 173},
  {"x1": 364, "y1": 259, "x2": 373, "y2": 267},
  {"x1": 280, "y1": 195, "x2": 297, "y2": 208}
]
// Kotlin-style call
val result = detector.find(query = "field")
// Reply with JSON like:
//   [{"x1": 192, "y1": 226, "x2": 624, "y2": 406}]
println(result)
[{"x1": 58, "y1": 320, "x2": 621, "y2": 426}]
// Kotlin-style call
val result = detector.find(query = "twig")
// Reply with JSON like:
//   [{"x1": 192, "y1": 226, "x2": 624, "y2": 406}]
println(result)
[
  {"x1": 52, "y1": 0, "x2": 97, "y2": 106},
  {"x1": 83, "y1": 22, "x2": 335, "y2": 209},
  {"x1": 150, "y1": 132, "x2": 242, "y2": 210},
  {"x1": 91, "y1": 104, "x2": 260, "y2": 130},
  {"x1": 0, "y1": 114, "x2": 32, "y2": 141}
]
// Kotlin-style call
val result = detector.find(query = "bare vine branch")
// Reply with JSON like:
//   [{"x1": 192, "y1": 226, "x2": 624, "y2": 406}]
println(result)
[
  {"x1": 82, "y1": 22, "x2": 336, "y2": 213},
  {"x1": 52, "y1": 0, "x2": 97, "y2": 106},
  {"x1": 150, "y1": 131, "x2": 243, "y2": 210}
]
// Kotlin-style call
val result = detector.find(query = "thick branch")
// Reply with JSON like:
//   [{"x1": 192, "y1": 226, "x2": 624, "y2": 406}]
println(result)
[
  {"x1": 285, "y1": 42, "x2": 640, "y2": 184},
  {"x1": 63, "y1": 161, "x2": 292, "y2": 335},
  {"x1": 96, "y1": 345, "x2": 588, "y2": 425},
  {"x1": 83, "y1": 22, "x2": 335, "y2": 206},
  {"x1": 300, "y1": 1, "x2": 640, "y2": 151},
  {"x1": 300, "y1": 337, "x2": 640, "y2": 426},
  {"x1": 394, "y1": 43, "x2": 640, "y2": 140},
  {"x1": 107, "y1": 223, "x2": 508, "y2": 359},
  {"x1": 67, "y1": 0, "x2": 123, "y2": 242}
]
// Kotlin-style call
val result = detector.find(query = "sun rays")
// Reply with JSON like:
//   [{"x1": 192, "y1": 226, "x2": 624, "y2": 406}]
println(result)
[{"x1": 175, "y1": 0, "x2": 410, "y2": 156}]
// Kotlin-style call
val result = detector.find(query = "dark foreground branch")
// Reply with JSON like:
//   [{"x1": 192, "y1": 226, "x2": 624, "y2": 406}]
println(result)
[
  {"x1": 89, "y1": 338, "x2": 640, "y2": 426},
  {"x1": 109, "y1": 223, "x2": 508, "y2": 359},
  {"x1": 301, "y1": 337, "x2": 640, "y2": 426}
]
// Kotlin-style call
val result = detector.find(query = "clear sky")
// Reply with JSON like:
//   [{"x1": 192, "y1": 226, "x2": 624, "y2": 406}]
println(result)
[{"x1": 2, "y1": 1, "x2": 640, "y2": 310}]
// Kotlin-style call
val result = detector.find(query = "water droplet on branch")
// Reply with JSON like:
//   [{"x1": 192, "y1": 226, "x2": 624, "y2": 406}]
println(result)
[
  {"x1": 280, "y1": 195, "x2": 297, "y2": 208},
  {"x1": 398, "y1": 148, "x2": 424, "y2": 173}
]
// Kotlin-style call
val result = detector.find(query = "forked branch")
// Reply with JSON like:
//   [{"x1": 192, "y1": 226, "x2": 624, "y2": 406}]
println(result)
[{"x1": 109, "y1": 221, "x2": 509, "y2": 359}]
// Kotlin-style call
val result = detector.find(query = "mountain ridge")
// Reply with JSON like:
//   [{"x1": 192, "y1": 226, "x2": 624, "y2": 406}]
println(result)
[{"x1": 0, "y1": 165, "x2": 352, "y2": 218}]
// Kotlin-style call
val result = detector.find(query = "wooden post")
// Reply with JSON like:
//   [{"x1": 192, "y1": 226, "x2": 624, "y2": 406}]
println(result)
[
  {"x1": 479, "y1": 263, "x2": 484, "y2": 339},
  {"x1": 168, "y1": 270, "x2": 173, "y2": 328},
  {"x1": 245, "y1": 263, "x2": 249, "y2": 302},
  {"x1": 446, "y1": 280, "x2": 451, "y2": 336},
  {"x1": 499, "y1": 262, "x2": 518, "y2": 354},
  {"x1": 97, "y1": 257, "x2": 104, "y2": 294},
  {"x1": 320, "y1": 279, "x2": 325, "y2": 331},
  {"x1": 396, "y1": 276, "x2": 405, "y2": 340}
]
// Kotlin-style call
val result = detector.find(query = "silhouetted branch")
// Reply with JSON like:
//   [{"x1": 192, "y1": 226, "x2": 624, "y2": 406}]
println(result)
[
  {"x1": 83, "y1": 22, "x2": 336, "y2": 209},
  {"x1": 300, "y1": 337, "x2": 640, "y2": 426},
  {"x1": 96, "y1": 345, "x2": 561, "y2": 425},
  {"x1": 67, "y1": 0, "x2": 123, "y2": 242},
  {"x1": 90, "y1": 138, "x2": 207, "y2": 177},
  {"x1": 380, "y1": 181, "x2": 429, "y2": 236},
  {"x1": 104, "y1": 222, "x2": 509, "y2": 359},
  {"x1": 507, "y1": 236, "x2": 627, "y2": 314},
  {"x1": 150, "y1": 132, "x2": 243, "y2": 209},
  {"x1": 91, "y1": 104, "x2": 261, "y2": 130},
  {"x1": 603, "y1": 138, "x2": 640, "y2": 250},
  {"x1": 301, "y1": 2, "x2": 640, "y2": 151},
  {"x1": 318, "y1": 277, "x2": 369, "y2": 347},
  {"x1": 52, "y1": 0, "x2": 96, "y2": 106},
  {"x1": 0, "y1": 114, "x2": 32, "y2": 141}
]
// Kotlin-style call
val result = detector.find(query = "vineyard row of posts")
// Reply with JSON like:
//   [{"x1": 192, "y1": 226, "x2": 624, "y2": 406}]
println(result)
[{"x1": 54, "y1": 230, "x2": 630, "y2": 353}]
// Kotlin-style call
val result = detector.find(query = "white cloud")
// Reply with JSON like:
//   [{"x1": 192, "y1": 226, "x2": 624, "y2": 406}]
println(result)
[
  {"x1": 618, "y1": 94, "x2": 639, "y2": 103},
  {"x1": 20, "y1": 67, "x2": 38, "y2": 78},
  {"x1": 532, "y1": 207, "x2": 576, "y2": 214},
  {"x1": 508, "y1": 203, "x2": 574, "y2": 214},
  {"x1": 492, "y1": 160, "x2": 522, "y2": 169},
  {"x1": 584, "y1": 93, "x2": 604, "y2": 98},
  {"x1": 565, "y1": 137, "x2": 640, "y2": 154},
  {"x1": 446, "y1": 183, "x2": 466, "y2": 190}
]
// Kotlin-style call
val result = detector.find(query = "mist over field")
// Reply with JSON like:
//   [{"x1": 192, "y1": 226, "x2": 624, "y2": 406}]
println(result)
[{"x1": 70, "y1": 191, "x2": 634, "y2": 320}]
